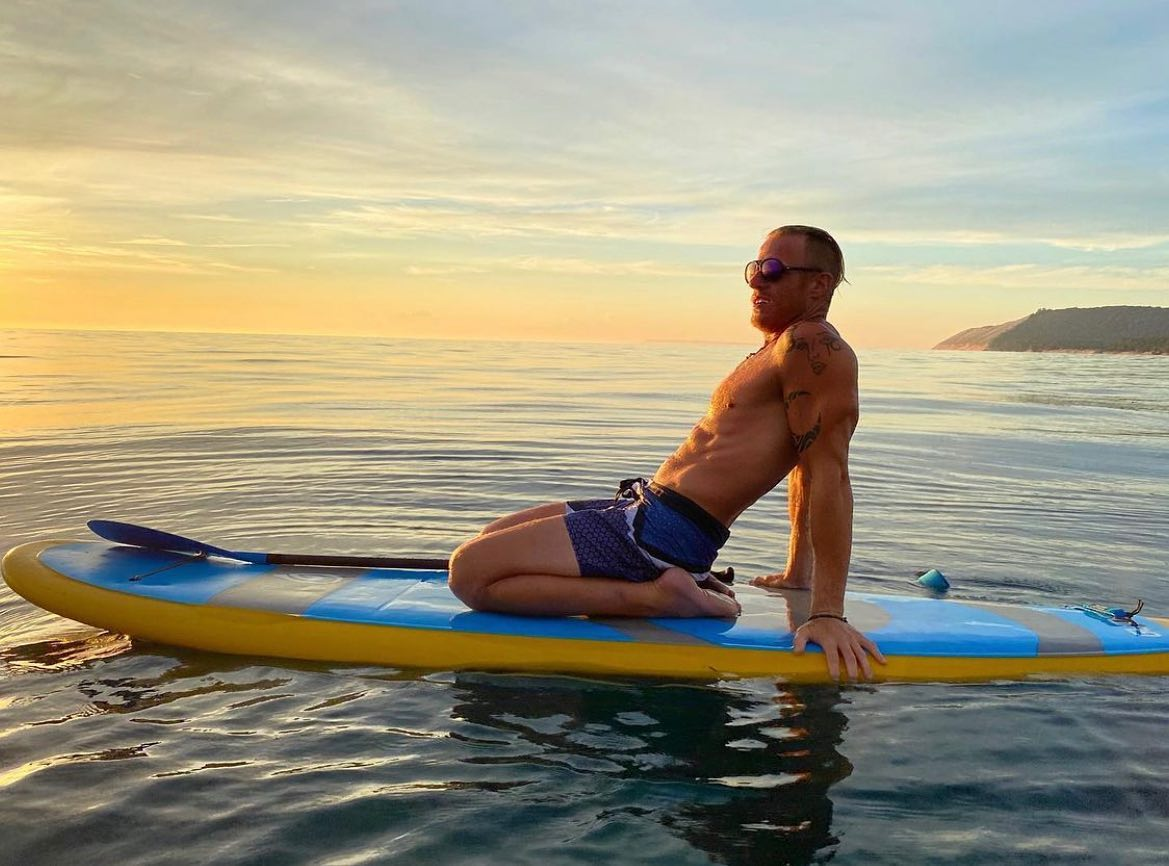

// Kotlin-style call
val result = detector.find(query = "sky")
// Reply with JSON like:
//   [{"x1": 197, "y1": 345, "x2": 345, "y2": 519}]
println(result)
[{"x1": 2, "y1": 0, "x2": 1167, "y2": 348}]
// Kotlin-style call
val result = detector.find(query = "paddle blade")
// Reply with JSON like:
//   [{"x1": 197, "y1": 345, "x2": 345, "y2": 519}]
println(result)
[{"x1": 88, "y1": 520, "x2": 232, "y2": 559}]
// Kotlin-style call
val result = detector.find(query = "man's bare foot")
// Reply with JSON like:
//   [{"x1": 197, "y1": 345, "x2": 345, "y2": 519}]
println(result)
[
  {"x1": 700, "y1": 576, "x2": 736, "y2": 599},
  {"x1": 652, "y1": 568, "x2": 741, "y2": 618},
  {"x1": 751, "y1": 572, "x2": 812, "y2": 590}
]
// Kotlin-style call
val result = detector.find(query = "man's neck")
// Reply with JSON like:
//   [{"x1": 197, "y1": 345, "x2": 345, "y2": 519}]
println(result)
[{"x1": 760, "y1": 311, "x2": 830, "y2": 342}]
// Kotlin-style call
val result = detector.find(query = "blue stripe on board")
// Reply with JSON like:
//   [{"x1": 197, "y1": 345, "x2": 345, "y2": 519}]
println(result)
[
  {"x1": 657, "y1": 593, "x2": 1046, "y2": 656},
  {"x1": 848, "y1": 594, "x2": 1042, "y2": 658},
  {"x1": 646, "y1": 615, "x2": 785, "y2": 650},
  {"x1": 41, "y1": 543, "x2": 261, "y2": 604},
  {"x1": 302, "y1": 576, "x2": 638, "y2": 642},
  {"x1": 448, "y1": 609, "x2": 639, "y2": 642},
  {"x1": 1046, "y1": 608, "x2": 1166, "y2": 653}
]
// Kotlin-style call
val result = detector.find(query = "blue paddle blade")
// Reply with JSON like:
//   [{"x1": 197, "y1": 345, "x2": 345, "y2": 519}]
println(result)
[{"x1": 87, "y1": 520, "x2": 262, "y2": 563}]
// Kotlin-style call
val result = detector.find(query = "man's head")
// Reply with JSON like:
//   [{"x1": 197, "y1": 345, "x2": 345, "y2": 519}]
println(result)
[
  {"x1": 747, "y1": 225, "x2": 845, "y2": 335},
  {"x1": 765, "y1": 225, "x2": 845, "y2": 290}
]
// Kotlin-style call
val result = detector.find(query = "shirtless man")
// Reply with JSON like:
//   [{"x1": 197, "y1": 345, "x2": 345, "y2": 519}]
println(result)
[{"x1": 448, "y1": 225, "x2": 886, "y2": 680}]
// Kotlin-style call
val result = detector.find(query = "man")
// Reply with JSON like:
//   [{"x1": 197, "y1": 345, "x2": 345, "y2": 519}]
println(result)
[{"x1": 448, "y1": 225, "x2": 885, "y2": 680}]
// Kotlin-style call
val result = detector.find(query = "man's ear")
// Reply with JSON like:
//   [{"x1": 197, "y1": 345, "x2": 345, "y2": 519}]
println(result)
[{"x1": 809, "y1": 272, "x2": 834, "y2": 303}]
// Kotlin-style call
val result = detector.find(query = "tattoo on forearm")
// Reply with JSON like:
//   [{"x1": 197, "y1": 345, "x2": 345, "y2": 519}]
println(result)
[
  {"x1": 788, "y1": 333, "x2": 844, "y2": 375},
  {"x1": 792, "y1": 413, "x2": 822, "y2": 453},
  {"x1": 784, "y1": 390, "x2": 811, "y2": 409}
]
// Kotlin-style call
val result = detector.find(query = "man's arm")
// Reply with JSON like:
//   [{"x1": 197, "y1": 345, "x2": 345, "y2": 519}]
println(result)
[
  {"x1": 776, "y1": 322, "x2": 885, "y2": 680},
  {"x1": 752, "y1": 465, "x2": 813, "y2": 587}
]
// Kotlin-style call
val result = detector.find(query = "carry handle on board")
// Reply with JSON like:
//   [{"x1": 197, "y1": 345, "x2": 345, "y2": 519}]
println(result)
[{"x1": 87, "y1": 520, "x2": 450, "y2": 571}]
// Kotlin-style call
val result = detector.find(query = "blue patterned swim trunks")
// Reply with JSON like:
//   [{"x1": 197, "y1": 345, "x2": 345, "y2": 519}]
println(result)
[{"x1": 564, "y1": 478, "x2": 731, "y2": 584}]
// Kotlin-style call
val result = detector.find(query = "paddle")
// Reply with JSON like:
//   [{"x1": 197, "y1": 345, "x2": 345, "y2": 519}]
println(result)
[{"x1": 87, "y1": 520, "x2": 450, "y2": 570}]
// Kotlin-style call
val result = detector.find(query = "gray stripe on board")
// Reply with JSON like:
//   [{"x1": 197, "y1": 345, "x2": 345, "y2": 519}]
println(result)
[
  {"x1": 966, "y1": 602, "x2": 1104, "y2": 654},
  {"x1": 209, "y1": 569, "x2": 355, "y2": 615},
  {"x1": 592, "y1": 618, "x2": 716, "y2": 646},
  {"x1": 842, "y1": 599, "x2": 893, "y2": 632},
  {"x1": 739, "y1": 587, "x2": 893, "y2": 633}
]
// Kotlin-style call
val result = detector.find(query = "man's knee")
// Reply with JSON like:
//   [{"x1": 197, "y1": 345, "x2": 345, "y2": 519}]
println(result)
[
  {"x1": 448, "y1": 538, "x2": 489, "y2": 609},
  {"x1": 480, "y1": 502, "x2": 565, "y2": 536}
]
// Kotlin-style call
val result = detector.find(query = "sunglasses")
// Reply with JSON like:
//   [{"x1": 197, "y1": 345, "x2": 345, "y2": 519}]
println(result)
[{"x1": 744, "y1": 258, "x2": 823, "y2": 285}]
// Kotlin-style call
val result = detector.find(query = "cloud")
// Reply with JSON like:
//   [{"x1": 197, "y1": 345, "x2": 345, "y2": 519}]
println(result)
[
  {"x1": 402, "y1": 255, "x2": 725, "y2": 279},
  {"x1": 847, "y1": 228, "x2": 1169, "y2": 253},
  {"x1": 1041, "y1": 235, "x2": 1169, "y2": 253},
  {"x1": 864, "y1": 263, "x2": 1169, "y2": 292},
  {"x1": 314, "y1": 199, "x2": 691, "y2": 243},
  {"x1": 404, "y1": 264, "x2": 490, "y2": 277},
  {"x1": 179, "y1": 213, "x2": 251, "y2": 223},
  {"x1": 118, "y1": 237, "x2": 188, "y2": 246},
  {"x1": 2, "y1": 233, "x2": 277, "y2": 276},
  {"x1": 498, "y1": 256, "x2": 725, "y2": 278}
]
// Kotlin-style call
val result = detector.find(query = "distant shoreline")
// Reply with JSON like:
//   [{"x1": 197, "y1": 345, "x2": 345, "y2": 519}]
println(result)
[{"x1": 934, "y1": 306, "x2": 1169, "y2": 354}]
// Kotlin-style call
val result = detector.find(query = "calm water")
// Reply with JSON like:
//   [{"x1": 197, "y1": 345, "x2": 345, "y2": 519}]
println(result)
[{"x1": 2, "y1": 329, "x2": 1168, "y2": 865}]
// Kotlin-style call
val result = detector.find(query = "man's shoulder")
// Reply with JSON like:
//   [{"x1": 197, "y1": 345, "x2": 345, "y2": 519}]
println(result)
[
  {"x1": 776, "y1": 320, "x2": 857, "y2": 367},
  {"x1": 780, "y1": 318, "x2": 853, "y2": 347}
]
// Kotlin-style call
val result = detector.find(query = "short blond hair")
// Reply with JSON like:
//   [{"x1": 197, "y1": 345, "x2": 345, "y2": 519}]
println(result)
[{"x1": 767, "y1": 225, "x2": 845, "y2": 290}]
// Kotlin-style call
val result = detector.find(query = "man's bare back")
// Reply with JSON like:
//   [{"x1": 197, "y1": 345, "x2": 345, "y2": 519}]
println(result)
[{"x1": 448, "y1": 226, "x2": 884, "y2": 680}]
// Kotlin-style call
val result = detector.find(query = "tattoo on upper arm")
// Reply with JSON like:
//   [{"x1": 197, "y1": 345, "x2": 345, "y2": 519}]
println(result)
[
  {"x1": 792, "y1": 414, "x2": 822, "y2": 453},
  {"x1": 788, "y1": 332, "x2": 845, "y2": 375},
  {"x1": 784, "y1": 390, "x2": 811, "y2": 410}
]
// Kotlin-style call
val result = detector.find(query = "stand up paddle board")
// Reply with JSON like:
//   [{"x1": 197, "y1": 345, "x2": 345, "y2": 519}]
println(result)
[{"x1": 5, "y1": 539, "x2": 1169, "y2": 682}]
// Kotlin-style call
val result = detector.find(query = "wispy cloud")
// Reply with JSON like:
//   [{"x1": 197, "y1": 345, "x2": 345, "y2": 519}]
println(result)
[
  {"x1": 499, "y1": 257, "x2": 726, "y2": 278},
  {"x1": 849, "y1": 228, "x2": 1169, "y2": 253},
  {"x1": 118, "y1": 237, "x2": 189, "y2": 247},
  {"x1": 404, "y1": 264, "x2": 490, "y2": 277},
  {"x1": 865, "y1": 263, "x2": 1169, "y2": 292},
  {"x1": 178, "y1": 213, "x2": 252, "y2": 223},
  {"x1": 3, "y1": 234, "x2": 278, "y2": 276}
]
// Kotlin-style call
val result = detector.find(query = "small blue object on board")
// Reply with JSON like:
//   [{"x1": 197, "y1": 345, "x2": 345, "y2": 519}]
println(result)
[{"x1": 916, "y1": 568, "x2": 950, "y2": 591}]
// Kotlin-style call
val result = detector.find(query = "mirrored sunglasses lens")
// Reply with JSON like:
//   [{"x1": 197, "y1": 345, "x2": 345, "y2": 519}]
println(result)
[
  {"x1": 760, "y1": 259, "x2": 784, "y2": 279},
  {"x1": 745, "y1": 261, "x2": 760, "y2": 282}
]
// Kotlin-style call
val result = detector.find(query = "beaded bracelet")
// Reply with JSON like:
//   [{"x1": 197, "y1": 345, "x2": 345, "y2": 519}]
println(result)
[{"x1": 807, "y1": 613, "x2": 848, "y2": 623}]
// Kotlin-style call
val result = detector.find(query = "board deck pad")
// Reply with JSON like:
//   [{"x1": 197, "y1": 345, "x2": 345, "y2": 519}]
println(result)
[{"x1": 5, "y1": 540, "x2": 1169, "y2": 682}]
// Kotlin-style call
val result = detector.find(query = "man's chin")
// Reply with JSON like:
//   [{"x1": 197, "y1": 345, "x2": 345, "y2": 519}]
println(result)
[{"x1": 751, "y1": 310, "x2": 791, "y2": 337}]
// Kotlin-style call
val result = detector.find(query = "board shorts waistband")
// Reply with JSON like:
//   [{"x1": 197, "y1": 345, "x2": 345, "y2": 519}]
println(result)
[
  {"x1": 640, "y1": 480, "x2": 730, "y2": 546},
  {"x1": 564, "y1": 477, "x2": 730, "y2": 583}
]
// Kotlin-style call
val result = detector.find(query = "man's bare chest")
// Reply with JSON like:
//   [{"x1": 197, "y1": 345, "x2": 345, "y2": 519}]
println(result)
[{"x1": 708, "y1": 348, "x2": 785, "y2": 414}]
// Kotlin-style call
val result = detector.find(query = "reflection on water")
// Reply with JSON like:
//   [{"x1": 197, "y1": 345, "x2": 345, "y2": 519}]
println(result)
[
  {"x1": 0, "y1": 631, "x2": 132, "y2": 674},
  {"x1": 1, "y1": 639, "x2": 854, "y2": 865},
  {"x1": 5, "y1": 642, "x2": 1164, "y2": 864},
  {"x1": 447, "y1": 675, "x2": 851, "y2": 863}
]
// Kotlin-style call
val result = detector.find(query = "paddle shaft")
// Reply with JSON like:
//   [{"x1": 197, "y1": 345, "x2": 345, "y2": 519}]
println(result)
[
  {"x1": 88, "y1": 520, "x2": 450, "y2": 571},
  {"x1": 265, "y1": 553, "x2": 449, "y2": 570}
]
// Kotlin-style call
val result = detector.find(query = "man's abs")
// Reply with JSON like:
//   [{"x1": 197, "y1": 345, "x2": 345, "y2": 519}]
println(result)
[{"x1": 653, "y1": 348, "x2": 798, "y2": 525}]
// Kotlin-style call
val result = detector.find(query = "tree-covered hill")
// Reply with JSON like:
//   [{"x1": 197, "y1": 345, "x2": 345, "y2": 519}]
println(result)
[{"x1": 934, "y1": 306, "x2": 1169, "y2": 353}]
